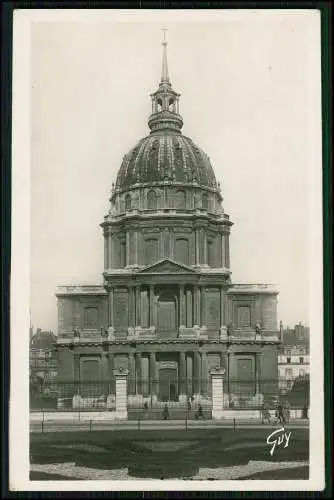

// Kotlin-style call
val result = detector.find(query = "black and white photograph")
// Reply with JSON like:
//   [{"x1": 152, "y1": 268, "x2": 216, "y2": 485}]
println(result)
[{"x1": 10, "y1": 8, "x2": 324, "y2": 492}]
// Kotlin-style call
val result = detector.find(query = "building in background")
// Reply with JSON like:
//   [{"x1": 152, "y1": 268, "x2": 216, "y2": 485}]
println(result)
[
  {"x1": 55, "y1": 38, "x2": 282, "y2": 409},
  {"x1": 278, "y1": 322, "x2": 310, "y2": 393},
  {"x1": 30, "y1": 328, "x2": 58, "y2": 382}
]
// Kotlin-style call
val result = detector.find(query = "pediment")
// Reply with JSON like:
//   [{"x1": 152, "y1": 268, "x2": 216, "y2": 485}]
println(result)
[{"x1": 138, "y1": 259, "x2": 197, "y2": 274}]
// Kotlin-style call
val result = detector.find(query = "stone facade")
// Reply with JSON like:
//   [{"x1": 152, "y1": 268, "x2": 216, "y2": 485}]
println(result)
[{"x1": 55, "y1": 39, "x2": 281, "y2": 408}]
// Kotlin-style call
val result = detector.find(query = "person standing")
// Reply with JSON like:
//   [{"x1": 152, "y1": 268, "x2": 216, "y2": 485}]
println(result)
[{"x1": 163, "y1": 403, "x2": 169, "y2": 420}]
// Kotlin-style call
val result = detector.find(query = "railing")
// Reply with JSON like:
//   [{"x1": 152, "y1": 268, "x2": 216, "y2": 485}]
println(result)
[{"x1": 30, "y1": 377, "x2": 308, "y2": 413}]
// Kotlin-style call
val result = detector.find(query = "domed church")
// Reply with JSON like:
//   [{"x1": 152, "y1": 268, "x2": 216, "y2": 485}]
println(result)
[{"x1": 56, "y1": 38, "x2": 281, "y2": 409}]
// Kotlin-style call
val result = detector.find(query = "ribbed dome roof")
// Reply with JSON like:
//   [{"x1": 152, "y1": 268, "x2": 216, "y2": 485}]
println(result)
[
  {"x1": 115, "y1": 39, "x2": 218, "y2": 193},
  {"x1": 115, "y1": 132, "x2": 218, "y2": 191}
]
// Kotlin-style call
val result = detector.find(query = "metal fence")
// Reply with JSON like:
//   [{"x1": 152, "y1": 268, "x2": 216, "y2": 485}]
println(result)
[{"x1": 30, "y1": 377, "x2": 309, "y2": 414}]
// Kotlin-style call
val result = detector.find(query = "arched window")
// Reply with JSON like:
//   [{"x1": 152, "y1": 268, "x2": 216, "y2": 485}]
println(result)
[
  {"x1": 125, "y1": 194, "x2": 131, "y2": 211},
  {"x1": 202, "y1": 193, "x2": 208, "y2": 210},
  {"x1": 147, "y1": 190, "x2": 157, "y2": 210},
  {"x1": 168, "y1": 98, "x2": 175, "y2": 112},
  {"x1": 175, "y1": 190, "x2": 186, "y2": 209},
  {"x1": 157, "y1": 98, "x2": 162, "y2": 113}
]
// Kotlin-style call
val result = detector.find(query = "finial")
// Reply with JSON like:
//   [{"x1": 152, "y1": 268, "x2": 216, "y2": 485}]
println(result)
[{"x1": 161, "y1": 26, "x2": 170, "y2": 84}]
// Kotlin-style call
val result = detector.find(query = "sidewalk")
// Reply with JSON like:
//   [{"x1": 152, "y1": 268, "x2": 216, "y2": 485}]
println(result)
[{"x1": 30, "y1": 416, "x2": 309, "y2": 433}]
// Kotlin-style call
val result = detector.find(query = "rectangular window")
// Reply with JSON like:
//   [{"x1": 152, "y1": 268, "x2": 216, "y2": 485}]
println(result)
[
  {"x1": 299, "y1": 357, "x2": 304, "y2": 364},
  {"x1": 237, "y1": 305, "x2": 251, "y2": 328},
  {"x1": 286, "y1": 368, "x2": 293, "y2": 378},
  {"x1": 84, "y1": 307, "x2": 98, "y2": 329},
  {"x1": 287, "y1": 357, "x2": 291, "y2": 364}
]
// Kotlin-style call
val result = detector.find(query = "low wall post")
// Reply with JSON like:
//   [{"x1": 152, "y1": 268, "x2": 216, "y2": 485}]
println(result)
[
  {"x1": 210, "y1": 367, "x2": 225, "y2": 420},
  {"x1": 114, "y1": 368, "x2": 129, "y2": 420}
]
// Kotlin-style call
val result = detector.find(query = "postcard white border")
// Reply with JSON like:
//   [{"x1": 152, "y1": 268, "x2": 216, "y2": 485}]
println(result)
[{"x1": 10, "y1": 8, "x2": 324, "y2": 492}]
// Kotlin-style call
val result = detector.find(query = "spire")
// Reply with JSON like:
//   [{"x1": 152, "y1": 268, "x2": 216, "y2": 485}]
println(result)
[
  {"x1": 148, "y1": 29, "x2": 183, "y2": 133},
  {"x1": 161, "y1": 27, "x2": 170, "y2": 85}
]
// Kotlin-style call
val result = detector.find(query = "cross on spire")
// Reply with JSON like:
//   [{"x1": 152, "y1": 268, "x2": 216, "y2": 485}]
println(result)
[{"x1": 162, "y1": 26, "x2": 168, "y2": 43}]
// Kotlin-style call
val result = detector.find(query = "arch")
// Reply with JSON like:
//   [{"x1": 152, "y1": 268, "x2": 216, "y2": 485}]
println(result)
[
  {"x1": 175, "y1": 238, "x2": 189, "y2": 265},
  {"x1": 125, "y1": 193, "x2": 131, "y2": 211},
  {"x1": 175, "y1": 190, "x2": 186, "y2": 209},
  {"x1": 168, "y1": 97, "x2": 175, "y2": 112},
  {"x1": 157, "y1": 98, "x2": 162, "y2": 112},
  {"x1": 147, "y1": 190, "x2": 157, "y2": 210}
]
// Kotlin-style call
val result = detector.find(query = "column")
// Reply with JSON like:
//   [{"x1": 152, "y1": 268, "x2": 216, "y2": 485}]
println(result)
[
  {"x1": 108, "y1": 232, "x2": 113, "y2": 268},
  {"x1": 72, "y1": 353, "x2": 81, "y2": 408},
  {"x1": 220, "y1": 286, "x2": 225, "y2": 326},
  {"x1": 149, "y1": 352, "x2": 157, "y2": 397},
  {"x1": 169, "y1": 229, "x2": 174, "y2": 259},
  {"x1": 210, "y1": 368, "x2": 225, "y2": 419},
  {"x1": 74, "y1": 353, "x2": 80, "y2": 384},
  {"x1": 201, "y1": 351, "x2": 208, "y2": 395},
  {"x1": 135, "y1": 353, "x2": 142, "y2": 395},
  {"x1": 128, "y1": 286, "x2": 135, "y2": 327},
  {"x1": 179, "y1": 351, "x2": 187, "y2": 398},
  {"x1": 186, "y1": 288, "x2": 193, "y2": 327},
  {"x1": 220, "y1": 351, "x2": 225, "y2": 370},
  {"x1": 135, "y1": 286, "x2": 141, "y2": 327},
  {"x1": 200, "y1": 286, "x2": 206, "y2": 326},
  {"x1": 193, "y1": 351, "x2": 201, "y2": 395},
  {"x1": 195, "y1": 229, "x2": 200, "y2": 265},
  {"x1": 104, "y1": 234, "x2": 108, "y2": 270},
  {"x1": 225, "y1": 234, "x2": 230, "y2": 268},
  {"x1": 194, "y1": 285, "x2": 201, "y2": 326},
  {"x1": 221, "y1": 232, "x2": 225, "y2": 268},
  {"x1": 126, "y1": 230, "x2": 131, "y2": 266},
  {"x1": 128, "y1": 352, "x2": 136, "y2": 395},
  {"x1": 163, "y1": 228, "x2": 169, "y2": 258},
  {"x1": 255, "y1": 352, "x2": 261, "y2": 394},
  {"x1": 102, "y1": 352, "x2": 109, "y2": 382},
  {"x1": 114, "y1": 368, "x2": 129, "y2": 419},
  {"x1": 133, "y1": 231, "x2": 138, "y2": 266},
  {"x1": 179, "y1": 285, "x2": 185, "y2": 327},
  {"x1": 108, "y1": 353, "x2": 115, "y2": 395},
  {"x1": 203, "y1": 230, "x2": 207, "y2": 265},
  {"x1": 226, "y1": 352, "x2": 230, "y2": 398},
  {"x1": 149, "y1": 285, "x2": 154, "y2": 326},
  {"x1": 108, "y1": 287, "x2": 114, "y2": 327}
]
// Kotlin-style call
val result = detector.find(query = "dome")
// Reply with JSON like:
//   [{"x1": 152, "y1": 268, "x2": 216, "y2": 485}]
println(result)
[{"x1": 115, "y1": 132, "x2": 218, "y2": 192}]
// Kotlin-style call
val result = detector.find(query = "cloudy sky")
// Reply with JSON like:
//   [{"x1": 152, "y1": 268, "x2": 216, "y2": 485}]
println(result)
[{"x1": 27, "y1": 10, "x2": 321, "y2": 332}]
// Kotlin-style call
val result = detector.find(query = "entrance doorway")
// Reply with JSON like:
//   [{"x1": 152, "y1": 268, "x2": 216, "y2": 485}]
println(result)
[
  {"x1": 159, "y1": 368, "x2": 178, "y2": 401},
  {"x1": 157, "y1": 292, "x2": 177, "y2": 331}
]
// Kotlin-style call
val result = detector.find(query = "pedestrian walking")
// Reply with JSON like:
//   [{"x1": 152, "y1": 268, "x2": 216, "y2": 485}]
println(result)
[
  {"x1": 276, "y1": 402, "x2": 285, "y2": 424},
  {"x1": 163, "y1": 403, "x2": 169, "y2": 420},
  {"x1": 261, "y1": 402, "x2": 271, "y2": 424}
]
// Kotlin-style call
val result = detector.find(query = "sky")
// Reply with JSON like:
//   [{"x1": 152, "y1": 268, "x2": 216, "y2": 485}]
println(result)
[{"x1": 28, "y1": 10, "x2": 321, "y2": 332}]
